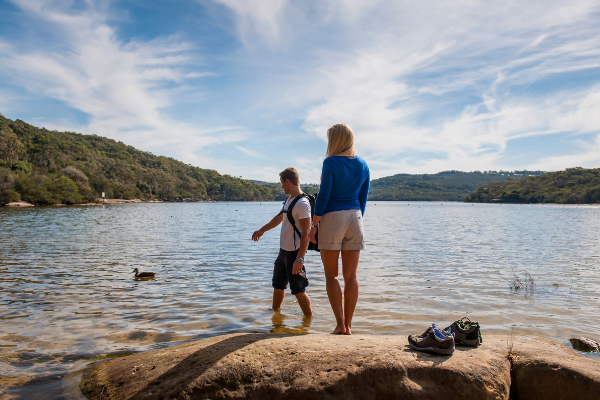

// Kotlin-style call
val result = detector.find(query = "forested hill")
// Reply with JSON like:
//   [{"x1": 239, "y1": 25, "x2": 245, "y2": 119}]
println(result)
[
  {"x1": 465, "y1": 167, "x2": 600, "y2": 203},
  {"x1": 0, "y1": 115, "x2": 273, "y2": 205},
  {"x1": 368, "y1": 170, "x2": 545, "y2": 201}
]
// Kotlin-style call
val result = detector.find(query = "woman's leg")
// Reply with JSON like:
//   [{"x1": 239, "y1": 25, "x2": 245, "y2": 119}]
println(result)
[
  {"x1": 321, "y1": 249, "x2": 345, "y2": 334},
  {"x1": 341, "y1": 250, "x2": 360, "y2": 335}
]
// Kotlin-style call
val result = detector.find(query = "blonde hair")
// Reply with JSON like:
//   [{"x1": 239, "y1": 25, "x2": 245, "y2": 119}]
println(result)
[{"x1": 326, "y1": 123, "x2": 356, "y2": 158}]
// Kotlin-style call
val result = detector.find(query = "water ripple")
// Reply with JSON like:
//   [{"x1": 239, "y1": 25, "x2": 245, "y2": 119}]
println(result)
[{"x1": 1, "y1": 202, "x2": 599, "y2": 398}]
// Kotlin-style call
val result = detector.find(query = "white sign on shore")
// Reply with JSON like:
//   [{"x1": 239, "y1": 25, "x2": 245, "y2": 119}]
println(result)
[{"x1": 102, "y1": 192, "x2": 105, "y2": 198}]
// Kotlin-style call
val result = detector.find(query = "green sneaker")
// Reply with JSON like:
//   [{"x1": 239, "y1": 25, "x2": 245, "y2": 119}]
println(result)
[{"x1": 443, "y1": 317, "x2": 482, "y2": 347}]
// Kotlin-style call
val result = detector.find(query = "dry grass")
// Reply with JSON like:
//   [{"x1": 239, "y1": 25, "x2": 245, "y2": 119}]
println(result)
[
  {"x1": 498, "y1": 267, "x2": 535, "y2": 294},
  {"x1": 506, "y1": 327, "x2": 520, "y2": 363}
]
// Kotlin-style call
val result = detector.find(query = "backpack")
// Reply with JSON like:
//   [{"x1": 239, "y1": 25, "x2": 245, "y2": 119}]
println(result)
[{"x1": 279, "y1": 193, "x2": 319, "y2": 252}]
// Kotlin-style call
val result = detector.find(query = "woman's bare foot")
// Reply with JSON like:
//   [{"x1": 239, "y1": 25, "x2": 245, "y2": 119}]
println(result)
[
  {"x1": 343, "y1": 326, "x2": 352, "y2": 335},
  {"x1": 331, "y1": 324, "x2": 346, "y2": 334}
]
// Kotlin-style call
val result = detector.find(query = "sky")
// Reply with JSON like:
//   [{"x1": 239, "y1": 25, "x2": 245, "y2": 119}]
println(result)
[{"x1": 1, "y1": 0, "x2": 600, "y2": 183}]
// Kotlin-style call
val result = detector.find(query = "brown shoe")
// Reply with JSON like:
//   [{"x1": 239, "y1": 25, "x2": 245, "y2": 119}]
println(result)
[
  {"x1": 412, "y1": 323, "x2": 453, "y2": 340},
  {"x1": 408, "y1": 325, "x2": 455, "y2": 355}
]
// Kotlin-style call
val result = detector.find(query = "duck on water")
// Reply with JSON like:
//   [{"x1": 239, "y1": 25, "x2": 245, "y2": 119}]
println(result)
[{"x1": 133, "y1": 268, "x2": 156, "y2": 278}]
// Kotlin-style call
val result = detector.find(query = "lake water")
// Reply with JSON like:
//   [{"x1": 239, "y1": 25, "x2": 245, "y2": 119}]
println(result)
[{"x1": 1, "y1": 201, "x2": 599, "y2": 399}]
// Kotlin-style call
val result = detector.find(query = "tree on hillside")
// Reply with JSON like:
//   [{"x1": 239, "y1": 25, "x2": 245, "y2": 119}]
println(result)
[
  {"x1": 62, "y1": 166, "x2": 89, "y2": 188},
  {"x1": 0, "y1": 127, "x2": 24, "y2": 165}
]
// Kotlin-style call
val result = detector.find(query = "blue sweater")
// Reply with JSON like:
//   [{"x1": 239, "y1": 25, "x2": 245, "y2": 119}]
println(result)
[{"x1": 314, "y1": 156, "x2": 370, "y2": 217}]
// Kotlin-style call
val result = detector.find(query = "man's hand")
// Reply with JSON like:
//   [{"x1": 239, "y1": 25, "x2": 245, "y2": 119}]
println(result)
[
  {"x1": 252, "y1": 214, "x2": 283, "y2": 242},
  {"x1": 292, "y1": 260, "x2": 303, "y2": 275},
  {"x1": 252, "y1": 230, "x2": 264, "y2": 241},
  {"x1": 309, "y1": 226, "x2": 317, "y2": 244}
]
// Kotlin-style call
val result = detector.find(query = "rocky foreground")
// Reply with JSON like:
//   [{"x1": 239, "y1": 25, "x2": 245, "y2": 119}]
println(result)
[{"x1": 80, "y1": 333, "x2": 600, "y2": 400}]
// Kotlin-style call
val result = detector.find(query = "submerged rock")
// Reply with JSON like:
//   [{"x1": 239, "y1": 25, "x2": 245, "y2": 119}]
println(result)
[
  {"x1": 80, "y1": 333, "x2": 600, "y2": 400},
  {"x1": 570, "y1": 337, "x2": 600, "y2": 353}
]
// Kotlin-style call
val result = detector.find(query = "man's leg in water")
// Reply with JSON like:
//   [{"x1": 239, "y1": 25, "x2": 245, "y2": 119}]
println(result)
[
  {"x1": 295, "y1": 292, "x2": 312, "y2": 317},
  {"x1": 273, "y1": 289, "x2": 285, "y2": 310}
]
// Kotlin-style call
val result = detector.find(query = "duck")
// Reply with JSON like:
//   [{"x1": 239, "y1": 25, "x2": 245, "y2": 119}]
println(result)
[{"x1": 133, "y1": 268, "x2": 156, "y2": 278}]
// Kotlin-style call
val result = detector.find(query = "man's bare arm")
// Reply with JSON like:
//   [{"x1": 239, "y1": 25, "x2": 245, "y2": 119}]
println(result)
[{"x1": 252, "y1": 213, "x2": 284, "y2": 241}]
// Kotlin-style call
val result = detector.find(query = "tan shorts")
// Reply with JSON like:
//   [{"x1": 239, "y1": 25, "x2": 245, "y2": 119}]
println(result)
[{"x1": 318, "y1": 209, "x2": 365, "y2": 250}]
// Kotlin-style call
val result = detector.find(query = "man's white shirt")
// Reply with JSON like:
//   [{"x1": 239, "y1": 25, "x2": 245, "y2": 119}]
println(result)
[{"x1": 280, "y1": 195, "x2": 311, "y2": 251}]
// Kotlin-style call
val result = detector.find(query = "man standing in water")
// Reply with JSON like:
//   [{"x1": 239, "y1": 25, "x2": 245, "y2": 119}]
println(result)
[{"x1": 252, "y1": 168, "x2": 313, "y2": 317}]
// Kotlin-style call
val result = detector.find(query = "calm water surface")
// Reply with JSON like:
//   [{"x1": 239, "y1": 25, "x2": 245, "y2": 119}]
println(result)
[{"x1": 1, "y1": 202, "x2": 599, "y2": 398}]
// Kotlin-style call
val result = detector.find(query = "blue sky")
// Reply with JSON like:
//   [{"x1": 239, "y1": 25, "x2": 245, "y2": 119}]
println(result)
[{"x1": 1, "y1": 0, "x2": 600, "y2": 183}]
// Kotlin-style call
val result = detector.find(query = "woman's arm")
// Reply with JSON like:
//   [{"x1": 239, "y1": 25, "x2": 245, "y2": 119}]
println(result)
[
  {"x1": 359, "y1": 166, "x2": 370, "y2": 216},
  {"x1": 310, "y1": 160, "x2": 332, "y2": 244},
  {"x1": 314, "y1": 159, "x2": 333, "y2": 217}
]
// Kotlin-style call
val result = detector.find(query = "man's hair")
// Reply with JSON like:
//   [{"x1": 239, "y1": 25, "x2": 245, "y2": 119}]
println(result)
[
  {"x1": 279, "y1": 167, "x2": 300, "y2": 185},
  {"x1": 326, "y1": 123, "x2": 356, "y2": 158}
]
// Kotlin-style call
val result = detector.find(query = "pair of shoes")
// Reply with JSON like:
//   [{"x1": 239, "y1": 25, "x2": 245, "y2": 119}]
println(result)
[{"x1": 408, "y1": 323, "x2": 455, "y2": 355}]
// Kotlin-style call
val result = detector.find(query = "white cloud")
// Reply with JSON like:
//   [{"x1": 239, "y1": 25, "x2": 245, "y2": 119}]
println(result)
[
  {"x1": 291, "y1": 155, "x2": 325, "y2": 184},
  {"x1": 3, "y1": 0, "x2": 600, "y2": 182},
  {"x1": 235, "y1": 146, "x2": 265, "y2": 158},
  {"x1": 211, "y1": 0, "x2": 288, "y2": 47},
  {"x1": 284, "y1": 1, "x2": 600, "y2": 175},
  {"x1": 0, "y1": 0, "x2": 238, "y2": 168}
]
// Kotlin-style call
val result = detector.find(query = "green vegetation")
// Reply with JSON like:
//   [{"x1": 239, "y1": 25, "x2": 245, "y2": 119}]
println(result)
[
  {"x1": 0, "y1": 114, "x2": 273, "y2": 205},
  {"x1": 465, "y1": 167, "x2": 600, "y2": 203},
  {"x1": 368, "y1": 170, "x2": 545, "y2": 201}
]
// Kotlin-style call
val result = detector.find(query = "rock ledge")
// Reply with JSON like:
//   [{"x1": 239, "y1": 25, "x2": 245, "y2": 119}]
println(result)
[
  {"x1": 80, "y1": 333, "x2": 600, "y2": 400},
  {"x1": 4, "y1": 201, "x2": 34, "y2": 207}
]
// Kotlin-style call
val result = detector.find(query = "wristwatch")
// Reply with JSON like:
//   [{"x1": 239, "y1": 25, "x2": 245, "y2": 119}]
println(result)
[{"x1": 295, "y1": 257, "x2": 304, "y2": 263}]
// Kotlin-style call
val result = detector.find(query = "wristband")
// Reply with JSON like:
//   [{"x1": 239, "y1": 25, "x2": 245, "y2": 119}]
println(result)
[{"x1": 295, "y1": 257, "x2": 304, "y2": 263}]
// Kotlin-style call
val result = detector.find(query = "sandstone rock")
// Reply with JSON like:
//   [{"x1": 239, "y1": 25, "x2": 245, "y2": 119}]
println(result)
[
  {"x1": 4, "y1": 201, "x2": 34, "y2": 207},
  {"x1": 570, "y1": 337, "x2": 600, "y2": 353},
  {"x1": 79, "y1": 333, "x2": 600, "y2": 400},
  {"x1": 510, "y1": 335, "x2": 600, "y2": 400}
]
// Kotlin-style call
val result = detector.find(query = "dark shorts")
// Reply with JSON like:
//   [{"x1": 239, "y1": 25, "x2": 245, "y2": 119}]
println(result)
[{"x1": 272, "y1": 248, "x2": 309, "y2": 295}]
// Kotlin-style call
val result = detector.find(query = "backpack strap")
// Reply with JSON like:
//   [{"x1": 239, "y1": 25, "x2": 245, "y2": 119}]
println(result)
[
  {"x1": 285, "y1": 193, "x2": 307, "y2": 248},
  {"x1": 277, "y1": 197, "x2": 289, "y2": 216}
]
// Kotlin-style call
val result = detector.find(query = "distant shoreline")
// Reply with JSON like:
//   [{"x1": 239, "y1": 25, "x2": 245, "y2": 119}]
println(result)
[
  {"x1": 4, "y1": 199, "x2": 600, "y2": 207},
  {"x1": 2, "y1": 198, "x2": 218, "y2": 207}
]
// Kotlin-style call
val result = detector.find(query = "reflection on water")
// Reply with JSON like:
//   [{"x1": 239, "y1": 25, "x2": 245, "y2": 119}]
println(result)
[
  {"x1": 271, "y1": 312, "x2": 312, "y2": 334},
  {"x1": 1, "y1": 202, "x2": 600, "y2": 398}
]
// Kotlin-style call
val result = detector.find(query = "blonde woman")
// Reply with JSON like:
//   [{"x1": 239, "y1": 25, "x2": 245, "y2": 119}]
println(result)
[{"x1": 309, "y1": 123, "x2": 369, "y2": 335}]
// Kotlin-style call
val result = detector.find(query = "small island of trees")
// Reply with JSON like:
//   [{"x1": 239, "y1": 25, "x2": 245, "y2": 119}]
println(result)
[
  {"x1": 465, "y1": 167, "x2": 600, "y2": 204},
  {"x1": 367, "y1": 170, "x2": 545, "y2": 201}
]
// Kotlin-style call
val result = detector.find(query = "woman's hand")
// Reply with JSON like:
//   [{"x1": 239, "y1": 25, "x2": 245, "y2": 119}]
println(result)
[{"x1": 309, "y1": 226, "x2": 317, "y2": 244}]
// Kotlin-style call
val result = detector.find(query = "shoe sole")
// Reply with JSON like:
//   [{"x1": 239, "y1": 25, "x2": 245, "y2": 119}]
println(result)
[{"x1": 409, "y1": 342, "x2": 455, "y2": 355}]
